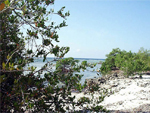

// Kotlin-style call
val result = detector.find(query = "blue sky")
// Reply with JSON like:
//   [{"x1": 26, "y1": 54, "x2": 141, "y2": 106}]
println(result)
[{"x1": 49, "y1": 0, "x2": 150, "y2": 59}]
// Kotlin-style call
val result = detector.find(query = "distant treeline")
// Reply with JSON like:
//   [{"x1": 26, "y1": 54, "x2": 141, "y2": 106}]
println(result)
[{"x1": 100, "y1": 47, "x2": 150, "y2": 77}]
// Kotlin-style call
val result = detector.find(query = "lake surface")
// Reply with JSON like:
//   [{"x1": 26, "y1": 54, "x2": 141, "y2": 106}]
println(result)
[{"x1": 25, "y1": 57, "x2": 105, "y2": 84}]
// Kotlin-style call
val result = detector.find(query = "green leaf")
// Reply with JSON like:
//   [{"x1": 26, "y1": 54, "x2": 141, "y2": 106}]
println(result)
[
  {"x1": 0, "y1": 75, "x2": 6, "y2": 83},
  {"x1": 28, "y1": 103, "x2": 34, "y2": 108},
  {"x1": 14, "y1": 79, "x2": 18, "y2": 84},
  {"x1": 29, "y1": 0, "x2": 34, "y2": 2},
  {"x1": 27, "y1": 49, "x2": 33, "y2": 54},
  {"x1": 4, "y1": 0, "x2": 9, "y2": 6},
  {"x1": 43, "y1": 39, "x2": 51, "y2": 46},
  {"x1": 2, "y1": 62, "x2": 6, "y2": 69}
]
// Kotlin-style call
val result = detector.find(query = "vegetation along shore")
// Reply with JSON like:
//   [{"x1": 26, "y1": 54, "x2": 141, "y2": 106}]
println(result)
[
  {"x1": 83, "y1": 48, "x2": 150, "y2": 112},
  {"x1": 0, "y1": 0, "x2": 150, "y2": 112}
]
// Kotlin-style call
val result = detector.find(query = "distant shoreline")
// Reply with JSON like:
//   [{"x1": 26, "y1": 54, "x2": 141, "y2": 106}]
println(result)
[{"x1": 33, "y1": 57, "x2": 105, "y2": 61}]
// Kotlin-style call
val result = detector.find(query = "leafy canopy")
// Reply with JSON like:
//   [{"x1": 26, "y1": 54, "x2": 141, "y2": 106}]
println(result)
[{"x1": 0, "y1": 0, "x2": 108, "y2": 112}]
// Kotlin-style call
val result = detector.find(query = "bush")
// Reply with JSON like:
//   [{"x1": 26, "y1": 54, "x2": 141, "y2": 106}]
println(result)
[
  {"x1": 100, "y1": 48, "x2": 150, "y2": 77},
  {"x1": 0, "y1": 0, "x2": 107, "y2": 112}
]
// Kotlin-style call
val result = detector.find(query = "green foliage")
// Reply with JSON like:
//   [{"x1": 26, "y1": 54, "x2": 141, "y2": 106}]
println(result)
[
  {"x1": 81, "y1": 61, "x2": 87, "y2": 69},
  {"x1": 91, "y1": 105, "x2": 109, "y2": 112},
  {"x1": 136, "y1": 47, "x2": 150, "y2": 71},
  {"x1": 100, "y1": 48, "x2": 150, "y2": 77},
  {"x1": 100, "y1": 48, "x2": 122, "y2": 75},
  {"x1": 78, "y1": 97, "x2": 90, "y2": 104},
  {"x1": 0, "y1": 0, "x2": 107, "y2": 112}
]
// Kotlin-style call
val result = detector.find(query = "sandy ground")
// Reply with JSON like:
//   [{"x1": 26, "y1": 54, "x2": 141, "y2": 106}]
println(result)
[{"x1": 71, "y1": 75, "x2": 150, "y2": 112}]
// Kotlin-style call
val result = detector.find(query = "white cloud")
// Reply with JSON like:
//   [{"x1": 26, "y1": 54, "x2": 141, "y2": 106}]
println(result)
[{"x1": 76, "y1": 49, "x2": 81, "y2": 52}]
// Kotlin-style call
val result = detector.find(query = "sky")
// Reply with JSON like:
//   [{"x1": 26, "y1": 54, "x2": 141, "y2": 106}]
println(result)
[{"x1": 48, "y1": 0, "x2": 150, "y2": 59}]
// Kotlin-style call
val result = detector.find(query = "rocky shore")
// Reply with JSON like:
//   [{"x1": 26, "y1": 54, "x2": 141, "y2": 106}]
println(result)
[
  {"x1": 99, "y1": 76, "x2": 150, "y2": 112},
  {"x1": 72, "y1": 71, "x2": 150, "y2": 112}
]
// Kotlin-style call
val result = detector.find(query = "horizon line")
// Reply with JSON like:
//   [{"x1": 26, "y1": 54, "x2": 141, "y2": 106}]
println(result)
[{"x1": 34, "y1": 57, "x2": 105, "y2": 60}]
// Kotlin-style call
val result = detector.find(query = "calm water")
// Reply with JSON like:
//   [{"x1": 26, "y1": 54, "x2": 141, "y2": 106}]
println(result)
[{"x1": 25, "y1": 57, "x2": 105, "y2": 84}]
